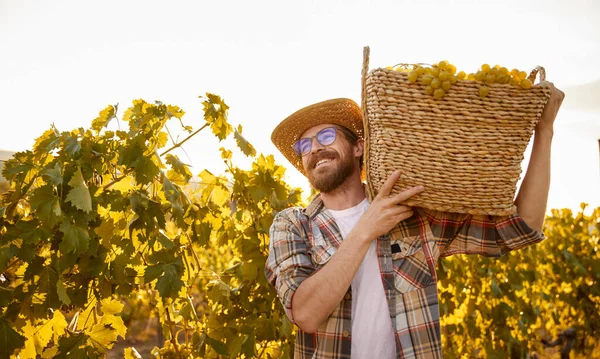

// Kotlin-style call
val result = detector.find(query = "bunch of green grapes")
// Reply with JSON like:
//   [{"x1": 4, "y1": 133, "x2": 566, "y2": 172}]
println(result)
[
  {"x1": 401, "y1": 61, "x2": 458, "y2": 99},
  {"x1": 152, "y1": 341, "x2": 194, "y2": 358},
  {"x1": 386, "y1": 61, "x2": 534, "y2": 99},
  {"x1": 467, "y1": 64, "x2": 533, "y2": 97}
]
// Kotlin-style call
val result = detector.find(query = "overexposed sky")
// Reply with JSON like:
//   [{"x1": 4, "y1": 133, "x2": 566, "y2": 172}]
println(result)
[{"x1": 1, "y1": 0, "x2": 599, "y2": 211}]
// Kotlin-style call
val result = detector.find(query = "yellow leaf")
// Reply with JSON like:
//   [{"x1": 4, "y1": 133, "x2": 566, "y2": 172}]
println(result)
[
  {"x1": 101, "y1": 298, "x2": 124, "y2": 315},
  {"x1": 51, "y1": 311, "x2": 68, "y2": 342},
  {"x1": 41, "y1": 346, "x2": 58, "y2": 358},
  {"x1": 65, "y1": 167, "x2": 92, "y2": 213},
  {"x1": 18, "y1": 322, "x2": 37, "y2": 359},
  {"x1": 95, "y1": 217, "x2": 115, "y2": 247},
  {"x1": 124, "y1": 347, "x2": 143, "y2": 359},
  {"x1": 76, "y1": 297, "x2": 97, "y2": 331}
]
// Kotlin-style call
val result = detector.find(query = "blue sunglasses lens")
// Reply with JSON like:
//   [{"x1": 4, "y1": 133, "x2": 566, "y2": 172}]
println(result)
[{"x1": 292, "y1": 127, "x2": 338, "y2": 156}]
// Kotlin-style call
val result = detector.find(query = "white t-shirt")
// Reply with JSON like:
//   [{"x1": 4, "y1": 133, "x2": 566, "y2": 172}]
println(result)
[{"x1": 328, "y1": 198, "x2": 396, "y2": 359}]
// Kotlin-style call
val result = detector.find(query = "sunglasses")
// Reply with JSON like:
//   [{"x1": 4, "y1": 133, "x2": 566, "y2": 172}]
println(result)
[{"x1": 292, "y1": 126, "x2": 338, "y2": 156}]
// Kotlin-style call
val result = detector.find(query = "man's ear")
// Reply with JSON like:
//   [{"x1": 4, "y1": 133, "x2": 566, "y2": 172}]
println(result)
[{"x1": 355, "y1": 138, "x2": 364, "y2": 158}]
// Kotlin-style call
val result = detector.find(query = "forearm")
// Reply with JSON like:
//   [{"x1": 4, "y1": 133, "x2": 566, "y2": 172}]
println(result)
[
  {"x1": 292, "y1": 230, "x2": 371, "y2": 333},
  {"x1": 514, "y1": 128, "x2": 553, "y2": 232}
]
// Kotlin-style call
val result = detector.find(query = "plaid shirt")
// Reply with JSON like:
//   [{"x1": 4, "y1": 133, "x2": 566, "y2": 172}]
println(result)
[{"x1": 265, "y1": 194, "x2": 545, "y2": 359}]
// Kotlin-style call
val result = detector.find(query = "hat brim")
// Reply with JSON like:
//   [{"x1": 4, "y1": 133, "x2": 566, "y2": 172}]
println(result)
[{"x1": 271, "y1": 98, "x2": 364, "y2": 176}]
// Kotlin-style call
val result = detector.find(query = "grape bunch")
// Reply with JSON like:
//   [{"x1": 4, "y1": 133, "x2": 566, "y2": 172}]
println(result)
[{"x1": 386, "y1": 61, "x2": 535, "y2": 99}]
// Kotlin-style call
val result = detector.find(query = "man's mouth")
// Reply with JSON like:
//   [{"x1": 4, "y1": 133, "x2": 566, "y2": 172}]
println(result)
[{"x1": 314, "y1": 158, "x2": 334, "y2": 168}]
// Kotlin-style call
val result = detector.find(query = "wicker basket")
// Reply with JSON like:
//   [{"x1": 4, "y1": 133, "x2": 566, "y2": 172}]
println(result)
[{"x1": 361, "y1": 47, "x2": 551, "y2": 215}]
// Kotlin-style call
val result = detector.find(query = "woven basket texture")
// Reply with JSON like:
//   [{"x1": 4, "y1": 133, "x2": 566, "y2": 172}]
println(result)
[{"x1": 361, "y1": 47, "x2": 551, "y2": 215}]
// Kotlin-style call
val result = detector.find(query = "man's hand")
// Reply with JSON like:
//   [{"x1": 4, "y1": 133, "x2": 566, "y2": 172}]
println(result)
[
  {"x1": 536, "y1": 82, "x2": 565, "y2": 135},
  {"x1": 356, "y1": 170, "x2": 424, "y2": 240}
]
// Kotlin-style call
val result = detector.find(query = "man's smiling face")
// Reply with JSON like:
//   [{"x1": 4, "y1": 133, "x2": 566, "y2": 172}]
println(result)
[{"x1": 299, "y1": 124, "x2": 362, "y2": 193}]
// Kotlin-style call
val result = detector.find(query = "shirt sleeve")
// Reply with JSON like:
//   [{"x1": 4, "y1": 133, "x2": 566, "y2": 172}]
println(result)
[
  {"x1": 264, "y1": 208, "x2": 316, "y2": 323},
  {"x1": 420, "y1": 208, "x2": 546, "y2": 258}
]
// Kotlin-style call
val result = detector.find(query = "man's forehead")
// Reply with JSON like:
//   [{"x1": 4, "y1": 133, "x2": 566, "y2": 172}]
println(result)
[{"x1": 300, "y1": 123, "x2": 337, "y2": 139}]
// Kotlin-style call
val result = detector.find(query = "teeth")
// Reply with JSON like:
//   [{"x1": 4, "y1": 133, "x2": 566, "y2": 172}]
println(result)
[{"x1": 315, "y1": 159, "x2": 332, "y2": 167}]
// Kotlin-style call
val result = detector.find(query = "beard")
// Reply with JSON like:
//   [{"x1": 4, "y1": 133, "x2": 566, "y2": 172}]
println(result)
[{"x1": 307, "y1": 149, "x2": 356, "y2": 193}]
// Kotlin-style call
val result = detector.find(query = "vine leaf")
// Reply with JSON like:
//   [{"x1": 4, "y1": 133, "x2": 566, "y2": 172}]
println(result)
[{"x1": 65, "y1": 167, "x2": 92, "y2": 213}]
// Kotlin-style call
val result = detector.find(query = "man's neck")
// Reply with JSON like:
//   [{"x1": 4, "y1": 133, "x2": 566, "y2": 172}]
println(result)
[{"x1": 319, "y1": 174, "x2": 366, "y2": 211}]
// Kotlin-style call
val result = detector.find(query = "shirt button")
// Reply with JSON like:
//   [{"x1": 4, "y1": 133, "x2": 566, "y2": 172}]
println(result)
[
  {"x1": 343, "y1": 330, "x2": 350, "y2": 337},
  {"x1": 344, "y1": 293, "x2": 351, "y2": 300}
]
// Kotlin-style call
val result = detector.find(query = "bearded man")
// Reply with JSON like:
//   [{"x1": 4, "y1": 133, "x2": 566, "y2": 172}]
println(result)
[{"x1": 265, "y1": 87, "x2": 563, "y2": 359}]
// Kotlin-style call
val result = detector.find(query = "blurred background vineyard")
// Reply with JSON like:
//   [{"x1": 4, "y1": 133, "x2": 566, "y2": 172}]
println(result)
[{"x1": 0, "y1": 96, "x2": 598, "y2": 359}]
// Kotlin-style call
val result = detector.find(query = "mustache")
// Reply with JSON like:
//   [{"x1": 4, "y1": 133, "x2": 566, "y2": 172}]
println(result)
[{"x1": 307, "y1": 150, "x2": 339, "y2": 169}]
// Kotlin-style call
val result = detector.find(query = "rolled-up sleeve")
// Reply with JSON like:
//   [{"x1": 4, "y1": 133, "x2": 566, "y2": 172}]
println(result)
[
  {"x1": 421, "y1": 209, "x2": 545, "y2": 258},
  {"x1": 264, "y1": 208, "x2": 316, "y2": 322}
]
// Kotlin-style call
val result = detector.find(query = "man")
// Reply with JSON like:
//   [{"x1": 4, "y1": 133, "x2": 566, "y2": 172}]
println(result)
[{"x1": 265, "y1": 85, "x2": 564, "y2": 358}]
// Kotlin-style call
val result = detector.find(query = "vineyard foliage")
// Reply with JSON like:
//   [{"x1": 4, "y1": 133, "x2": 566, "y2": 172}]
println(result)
[
  {"x1": 0, "y1": 95, "x2": 302, "y2": 358},
  {"x1": 0, "y1": 94, "x2": 598, "y2": 358},
  {"x1": 438, "y1": 205, "x2": 600, "y2": 358}
]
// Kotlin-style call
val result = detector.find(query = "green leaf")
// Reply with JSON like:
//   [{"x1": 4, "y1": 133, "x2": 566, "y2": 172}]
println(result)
[
  {"x1": 162, "y1": 176, "x2": 183, "y2": 225},
  {"x1": 0, "y1": 316, "x2": 25, "y2": 359},
  {"x1": 64, "y1": 135, "x2": 82, "y2": 156},
  {"x1": 143, "y1": 264, "x2": 164, "y2": 284},
  {"x1": 134, "y1": 155, "x2": 160, "y2": 184},
  {"x1": 37, "y1": 265, "x2": 60, "y2": 308},
  {"x1": 59, "y1": 221, "x2": 90, "y2": 254},
  {"x1": 55, "y1": 333, "x2": 88, "y2": 359},
  {"x1": 57, "y1": 279, "x2": 71, "y2": 305},
  {"x1": 165, "y1": 154, "x2": 192, "y2": 182},
  {"x1": 42, "y1": 163, "x2": 63, "y2": 185},
  {"x1": 206, "y1": 335, "x2": 228, "y2": 356},
  {"x1": 91, "y1": 105, "x2": 117, "y2": 132},
  {"x1": 491, "y1": 278, "x2": 503, "y2": 298},
  {"x1": 156, "y1": 262, "x2": 184, "y2": 300},
  {"x1": 192, "y1": 222, "x2": 211, "y2": 246},
  {"x1": 65, "y1": 167, "x2": 92, "y2": 213},
  {"x1": 234, "y1": 125, "x2": 256, "y2": 157},
  {"x1": 30, "y1": 185, "x2": 62, "y2": 227}
]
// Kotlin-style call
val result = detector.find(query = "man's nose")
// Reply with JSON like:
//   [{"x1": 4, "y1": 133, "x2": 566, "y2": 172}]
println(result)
[{"x1": 310, "y1": 137, "x2": 325, "y2": 153}]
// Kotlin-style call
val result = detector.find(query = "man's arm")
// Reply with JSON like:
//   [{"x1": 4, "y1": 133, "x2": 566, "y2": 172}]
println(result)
[
  {"x1": 291, "y1": 173, "x2": 424, "y2": 333},
  {"x1": 514, "y1": 82, "x2": 564, "y2": 232},
  {"x1": 423, "y1": 83, "x2": 564, "y2": 256}
]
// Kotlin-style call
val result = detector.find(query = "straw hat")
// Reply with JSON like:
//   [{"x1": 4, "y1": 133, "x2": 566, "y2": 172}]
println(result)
[{"x1": 271, "y1": 98, "x2": 364, "y2": 176}]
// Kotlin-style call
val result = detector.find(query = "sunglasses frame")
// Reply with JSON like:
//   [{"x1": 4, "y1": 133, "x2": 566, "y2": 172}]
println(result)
[{"x1": 292, "y1": 126, "x2": 339, "y2": 156}]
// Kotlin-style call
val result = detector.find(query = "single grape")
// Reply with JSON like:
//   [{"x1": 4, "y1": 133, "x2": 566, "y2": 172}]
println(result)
[
  {"x1": 431, "y1": 78, "x2": 441, "y2": 89},
  {"x1": 439, "y1": 71, "x2": 449, "y2": 81},
  {"x1": 518, "y1": 71, "x2": 527, "y2": 80},
  {"x1": 422, "y1": 74, "x2": 433, "y2": 85},
  {"x1": 442, "y1": 80, "x2": 451, "y2": 90},
  {"x1": 416, "y1": 67, "x2": 427, "y2": 76},
  {"x1": 434, "y1": 88, "x2": 445, "y2": 99},
  {"x1": 481, "y1": 64, "x2": 491, "y2": 73},
  {"x1": 425, "y1": 86, "x2": 434, "y2": 95},
  {"x1": 408, "y1": 71, "x2": 419, "y2": 83},
  {"x1": 448, "y1": 64, "x2": 457, "y2": 75},
  {"x1": 520, "y1": 78, "x2": 532, "y2": 89},
  {"x1": 431, "y1": 68, "x2": 440, "y2": 77},
  {"x1": 438, "y1": 61, "x2": 449, "y2": 71},
  {"x1": 510, "y1": 77, "x2": 520, "y2": 86},
  {"x1": 457, "y1": 71, "x2": 467, "y2": 79},
  {"x1": 479, "y1": 86, "x2": 490, "y2": 97},
  {"x1": 449, "y1": 75, "x2": 458, "y2": 84},
  {"x1": 474, "y1": 71, "x2": 484, "y2": 81},
  {"x1": 485, "y1": 74, "x2": 495, "y2": 84},
  {"x1": 467, "y1": 73, "x2": 476, "y2": 80}
]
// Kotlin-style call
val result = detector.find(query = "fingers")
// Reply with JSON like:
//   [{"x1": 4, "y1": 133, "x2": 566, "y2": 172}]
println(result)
[
  {"x1": 389, "y1": 185, "x2": 424, "y2": 204},
  {"x1": 375, "y1": 170, "x2": 402, "y2": 199}
]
